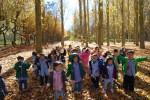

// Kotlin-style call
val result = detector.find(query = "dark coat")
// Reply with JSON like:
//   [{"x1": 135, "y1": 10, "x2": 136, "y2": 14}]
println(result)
[
  {"x1": 0, "y1": 76, "x2": 8, "y2": 98},
  {"x1": 101, "y1": 63, "x2": 117, "y2": 79},
  {"x1": 89, "y1": 58, "x2": 104, "y2": 75}
]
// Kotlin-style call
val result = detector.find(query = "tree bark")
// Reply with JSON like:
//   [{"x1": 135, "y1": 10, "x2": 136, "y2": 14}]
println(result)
[
  {"x1": 139, "y1": 0, "x2": 145, "y2": 49},
  {"x1": 106, "y1": 0, "x2": 110, "y2": 46},
  {"x1": 2, "y1": 32, "x2": 6, "y2": 46},
  {"x1": 79, "y1": 0, "x2": 83, "y2": 35},
  {"x1": 83, "y1": 0, "x2": 88, "y2": 47},
  {"x1": 87, "y1": 0, "x2": 90, "y2": 34},
  {"x1": 60, "y1": 0, "x2": 64, "y2": 47},
  {"x1": 121, "y1": 0, "x2": 125, "y2": 46},
  {"x1": 134, "y1": 0, "x2": 139, "y2": 46},
  {"x1": 98, "y1": 0, "x2": 103, "y2": 48},
  {"x1": 94, "y1": 0, "x2": 98, "y2": 44},
  {"x1": 35, "y1": 0, "x2": 42, "y2": 53},
  {"x1": 112, "y1": 0, "x2": 116, "y2": 44}
]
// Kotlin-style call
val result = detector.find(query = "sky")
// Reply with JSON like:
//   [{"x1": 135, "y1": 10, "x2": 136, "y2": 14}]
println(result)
[{"x1": 45, "y1": 0, "x2": 79, "y2": 31}]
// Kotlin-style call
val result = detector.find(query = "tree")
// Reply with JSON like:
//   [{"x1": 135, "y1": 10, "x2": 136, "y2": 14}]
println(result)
[
  {"x1": 35, "y1": 0, "x2": 42, "y2": 53},
  {"x1": 78, "y1": 0, "x2": 83, "y2": 35},
  {"x1": 83, "y1": 0, "x2": 88, "y2": 46},
  {"x1": 121, "y1": 0, "x2": 125, "y2": 46},
  {"x1": 139, "y1": 0, "x2": 145, "y2": 49},
  {"x1": 106, "y1": 0, "x2": 110, "y2": 46},
  {"x1": 94, "y1": 0, "x2": 98, "y2": 43},
  {"x1": 0, "y1": 24, "x2": 8, "y2": 46},
  {"x1": 134, "y1": 0, "x2": 139, "y2": 46},
  {"x1": 127, "y1": 0, "x2": 130, "y2": 41},
  {"x1": 112, "y1": 0, "x2": 116, "y2": 44},
  {"x1": 98, "y1": 0, "x2": 103, "y2": 48},
  {"x1": 87, "y1": 0, "x2": 90, "y2": 34},
  {"x1": 60, "y1": 0, "x2": 64, "y2": 46}
]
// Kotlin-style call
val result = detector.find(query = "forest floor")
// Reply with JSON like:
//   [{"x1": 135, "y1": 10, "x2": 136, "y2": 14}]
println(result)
[{"x1": 0, "y1": 41, "x2": 150, "y2": 100}]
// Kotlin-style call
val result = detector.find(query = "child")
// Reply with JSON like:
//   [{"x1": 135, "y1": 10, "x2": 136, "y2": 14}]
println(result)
[
  {"x1": 32, "y1": 52, "x2": 40, "y2": 78},
  {"x1": 47, "y1": 61, "x2": 67, "y2": 100},
  {"x1": 66, "y1": 53, "x2": 85, "y2": 94},
  {"x1": 60, "y1": 47, "x2": 67, "y2": 63},
  {"x1": 113, "y1": 49, "x2": 120, "y2": 87},
  {"x1": 67, "y1": 45, "x2": 72, "y2": 55},
  {"x1": 80, "y1": 48, "x2": 90, "y2": 73},
  {"x1": 113, "y1": 49, "x2": 120, "y2": 69},
  {"x1": 91, "y1": 47, "x2": 101, "y2": 58},
  {"x1": 89, "y1": 53, "x2": 103, "y2": 90},
  {"x1": 32, "y1": 52, "x2": 37, "y2": 63},
  {"x1": 102, "y1": 56, "x2": 117, "y2": 95},
  {"x1": 39, "y1": 54, "x2": 49, "y2": 86},
  {"x1": 0, "y1": 65, "x2": 8, "y2": 100},
  {"x1": 14, "y1": 56, "x2": 31, "y2": 91},
  {"x1": 119, "y1": 50, "x2": 149, "y2": 92}
]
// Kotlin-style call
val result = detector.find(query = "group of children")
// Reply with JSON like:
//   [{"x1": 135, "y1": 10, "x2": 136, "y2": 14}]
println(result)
[{"x1": 0, "y1": 45, "x2": 149, "y2": 100}]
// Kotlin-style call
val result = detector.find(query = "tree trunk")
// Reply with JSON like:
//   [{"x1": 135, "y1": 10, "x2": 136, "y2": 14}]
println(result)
[
  {"x1": 134, "y1": 0, "x2": 139, "y2": 46},
  {"x1": 2, "y1": 32, "x2": 6, "y2": 46},
  {"x1": 121, "y1": 0, "x2": 125, "y2": 46},
  {"x1": 13, "y1": 20, "x2": 17, "y2": 44},
  {"x1": 116, "y1": 0, "x2": 120, "y2": 42},
  {"x1": 127, "y1": 0, "x2": 130, "y2": 41},
  {"x1": 87, "y1": 0, "x2": 90, "y2": 34},
  {"x1": 106, "y1": 0, "x2": 110, "y2": 46},
  {"x1": 94, "y1": 0, "x2": 98, "y2": 44},
  {"x1": 35, "y1": 0, "x2": 42, "y2": 53},
  {"x1": 83, "y1": 0, "x2": 88, "y2": 47},
  {"x1": 60, "y1": 0, "x2": 64, "y2": 47},
  {"x1": 79, "y1": 0, "x2": 83, "y2": 35},
  {"x1": 98, "y1": 0, "x2": 103, "y2": 48},
  {"x1": 139, "y1": 0, "x2": 145, "y2": 49},
  {"x1": 112, "y1": 0, "x2": 116, "y2": 44}
]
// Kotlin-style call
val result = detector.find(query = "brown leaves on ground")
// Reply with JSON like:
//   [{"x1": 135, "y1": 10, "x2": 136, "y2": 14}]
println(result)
[{"x1": 0, "y1": 43, "x2": 150, "y2": 100}]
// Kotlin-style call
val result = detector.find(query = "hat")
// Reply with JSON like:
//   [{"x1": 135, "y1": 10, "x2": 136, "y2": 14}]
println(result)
[
  {"x1": 53, "y1": 61, "x2": 63, "y2": 68},
  {"x1": 106, "y1": 55, "x2": 113, "y2": 61},
  {"x1": 127, "y1": 50, "x2": 134, "y2": 54}
]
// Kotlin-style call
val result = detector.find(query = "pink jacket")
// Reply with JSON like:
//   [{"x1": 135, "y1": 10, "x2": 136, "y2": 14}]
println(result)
[{"x1": 80, "y1": 51, "x2": 90, "y2": 67}]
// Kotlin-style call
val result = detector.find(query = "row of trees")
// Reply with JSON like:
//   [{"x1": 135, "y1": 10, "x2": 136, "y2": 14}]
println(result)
[
  {"x1": 0, "y1": 0, "x2": 63, "y2": 51},
  {"x1": 73, "y1": 0, "x2": 150, "y2": 49}
]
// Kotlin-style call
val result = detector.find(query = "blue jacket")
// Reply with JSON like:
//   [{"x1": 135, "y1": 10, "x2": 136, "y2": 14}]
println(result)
[{"x1": 89, "y1": 58, "x2": 104, "y2": 75}]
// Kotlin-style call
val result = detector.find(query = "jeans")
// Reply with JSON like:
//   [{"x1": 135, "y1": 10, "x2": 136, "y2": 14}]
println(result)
[
  {"x1": 91, "y1": 76, "x2": 100, "y2": 89},
  {"x1": 19, "y1": 79, "x2": 27, "y2": 91},
  {"x1": 40, "y1": 75, "x2": 48, "y2": 86},
  {"x1": 123, "y1": 75, "x2": 135, "y2": 92},
  {"x1": 74, "y1": 81, "x2": 82, "y2": 92},
  {"x1": 104, "y1": 78, "x2": 114, "y2": 90},
  {"x1": 54, "y1": 90, "x2": 65, "y2": 100}
]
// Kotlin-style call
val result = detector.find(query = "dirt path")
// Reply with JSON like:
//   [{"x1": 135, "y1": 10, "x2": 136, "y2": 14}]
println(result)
[{"x1": 0, "y1": 42, "x2": 149, "y2": 100}]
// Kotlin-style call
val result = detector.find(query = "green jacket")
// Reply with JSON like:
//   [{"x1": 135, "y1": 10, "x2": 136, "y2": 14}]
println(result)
[
  {"x1": 14, "y1": 62, "x2": 31, "y2": 79},
  {"x1": 66, "y1": 63, "x2": 85, "y2": 80},
  {"x1": 118, "y1": 55, "x2": 147, "y2": 75}
]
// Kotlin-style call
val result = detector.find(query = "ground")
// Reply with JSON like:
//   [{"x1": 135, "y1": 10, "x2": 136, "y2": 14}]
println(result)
[{"x1": 0, "y1": 41, "x2": 150, "y2": 100}]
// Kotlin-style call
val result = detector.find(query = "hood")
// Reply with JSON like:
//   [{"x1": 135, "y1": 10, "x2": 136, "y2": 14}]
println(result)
[{"x1": 69, "y1": 53, "x2": 80, "y2": 63}]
